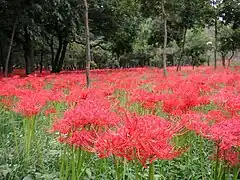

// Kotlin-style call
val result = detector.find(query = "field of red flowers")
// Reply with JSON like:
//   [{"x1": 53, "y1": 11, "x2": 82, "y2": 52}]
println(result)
[{"x1": 0, "y1": 66, "x2": 240, "y2": 179}]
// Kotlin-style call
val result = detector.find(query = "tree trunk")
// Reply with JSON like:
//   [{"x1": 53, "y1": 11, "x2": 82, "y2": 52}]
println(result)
[
  {"x1": 4, "y1": 20, "x2": 17, "y2": 77},
  {"x1": 48, "y1": 36, "x2": 55, "y2": 72},
  {"x1": 162, "y1": 1, "x2": 167, "y2": 76},
  {"x1": 56, "y1": 40, "x2": 68, "y2": 73},
  {"x1": 40, "y1": 45, "x2": 44, "y2": 73},
  {"x1": 8, "y1": 53, "x2": 13, "y2": 74},
  {"x1": 221, "y1": 54, "x2": 226, "y2": 67},
  {"x1": 0, "y1": 43, "x2": 3, "y2": 74},
  {"x1": 23, "y1": 42, "x2": 34, "y2": 75},
  {"x1": 52, "y1": 36, "x2": 63, "y2": 73},
  {"x1": 214, "y1": 15, "x2": 218, "y2": 70},
  {"x1": 177, "y1": 27, "x2": 187, "y2": 71},
  {"x1": 23, "y1": 26, "x2": 35, "y2": 75},
  {"x1": 227, "y1": 50, "x2": 234, "y2": 67},
  {"x1": 207, "y1": 56, "x2": 210, "y2": 66},
  {"x1": 83, "y1": 0, "x2": 91, "y2": 88}
]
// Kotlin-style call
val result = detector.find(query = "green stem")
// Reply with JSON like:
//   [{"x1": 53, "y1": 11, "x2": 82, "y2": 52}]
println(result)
[
  {"x1": 11, "y1": 115, "x2": 20, "y2": 160},
  {"x1": 71, "y1": 146, "x2": 76, "y2": 180},
  {"x1": 65, "y1": 147, "x2": 70, "y2": 180},
  {"x1": 77, "y1": 148, "x2": 83, "y2": 178},
  {"x1": 199, "y1": 137, "x2": 205, "y2": 179},
  {"x1": 217, "y1": 163, "x2": 224, "y2": 180},
  {"x1": 113, "y1": 156, "x2": 121, "y2": 180},
  {"x1": 135, "y1": 160, "x2": 139, "y2": 180},
  {"x1": 78, "y1": 155, "x2": 94, "y2": 179},
  {"x1": 233, "y1": 167, "x2": 240, "y2": 180},
  {"x1": 149, "y1": 162, "x2": 155, "y2": 180},
  {"x1": 214, "y1": 143, "x2": 220, "y2": 180},
  {"x1": 60, "y1": 145, "x2": 67, "y2": 180}
]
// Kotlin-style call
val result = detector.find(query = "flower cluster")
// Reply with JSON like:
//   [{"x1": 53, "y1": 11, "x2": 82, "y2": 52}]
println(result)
[{"x1": 96, "y1": 114, "x2": 183, "y2": 166}]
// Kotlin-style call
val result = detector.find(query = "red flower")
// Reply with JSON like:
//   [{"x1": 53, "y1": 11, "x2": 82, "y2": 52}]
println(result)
[
  {"x1": 52, "y1": 99, "x2": 121, "y2": 134},
  {"x1": 96, "y1": 114, "x2": 183, "y2": 166},
  {"x1": 14, "y1": 90, "x2": 50, "y2": 117},
  {"x1": 207, "y1": 119, "x2": 240, "y2": 150},
  {"x1": 45, "y1": 108, "x2": 57, "y2": 116}
]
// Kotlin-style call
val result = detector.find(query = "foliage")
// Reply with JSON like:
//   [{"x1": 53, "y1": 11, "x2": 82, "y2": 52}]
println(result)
[
  {"x1": 218, "y1": 25, "x2": 234, "y2": 56},
  {"x1": 185, "y1": 28, "x2": 211, "y2": 66},
  {"x1": 221, "y1": 0, "x2": 240, "y2": 29},
  {"x1": 0, "y1": 0, "x2": 239, "y2": 75}
]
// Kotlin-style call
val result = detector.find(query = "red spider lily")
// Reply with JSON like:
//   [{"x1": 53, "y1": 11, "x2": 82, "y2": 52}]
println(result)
[
  {"x1": 182, "y1": 111, "x2": 240, "y2": 166},
  {"x1": 45, "y1": 108, "x2": 57, "y2": 116},
  {"x1": 0, "y1": 96, "x2": 15, "y2": 109},
  {"x1": 14, "y1": 90, "x2": 51, "y2": 117},
  {"x1": 206, "y1": 119, "x2": 240, "y2": 150},
  {"x1": 211, "y1": 148, "x2": 240, "y2": 166},
  {"x1": 51, "y1": 98, "x2": 121, "y2": 134},
  {"x1": 206, "y1": 110, "x2": 228, "y2": 123},
  {"x1": 96, "y1": 114, "x2": 183, "y2": 166},
  {"x1": 66, "y1": 130, "x2": 99, "y2": 152},
  {"x1": 180, "y1": 111, "x2": 210, "y2": 136}
]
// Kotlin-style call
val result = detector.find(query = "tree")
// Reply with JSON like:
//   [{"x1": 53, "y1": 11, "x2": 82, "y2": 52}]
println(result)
[
  {"x1": 83, "y1": 0, "x2": 91, "y2": 88},
  {"x1": 211, "y1": 0, "x2": 221, "y2": 70},
  {"x1": 132, "y1": 18, "x2": 154, "y2": 67},
  {"x1": 0, "y1": 0, "x2": 21, "y2": 76},
  {"x1": 185, "y1": 28, "x2": 210, "y2": 68},
  {"x1": 221, "y1": 0, "x2": 240, "y2": 29},
  {"x1": 162, "y1": 1, "x2": 167, "y2": 76},
  {"x1": 39, "y1": 0, "x2": 82, "y2": 73},
  {"x1": 218, "y1": 0, "x2": 240, "y2": 67},
  {"x1": 176, "y1": 0, "x2": 213, "y2": 70},
  {"x1": 140, "y1": 0, "x2": 173, "y2": 75},
  {"x1": 140, "y1": 0, "x2": 212, "y2": 72},
  {"x1": 218, "y1": 25, "x2": 234, "y2": 67},
  {"x1": 0, "y1": 0, "x2": 239, "y2": 75},
  {"x1": 4, "y1": 20, "x2": 17, "y2": 77}
]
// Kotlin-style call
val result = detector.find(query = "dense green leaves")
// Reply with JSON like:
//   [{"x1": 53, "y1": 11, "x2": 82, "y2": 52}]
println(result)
[
  {"x1": 221, "y1": 0, "x2": 240, "y2": 29},
  {"x1": 0, "y1": 0, "x2": 239, "y2": 75}
]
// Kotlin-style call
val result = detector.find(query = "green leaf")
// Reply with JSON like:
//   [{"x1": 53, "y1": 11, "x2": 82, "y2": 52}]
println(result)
[
  {"x1": 22, "y1": 175, "x2": 34, "y2": 180},
  {"x1": 0, "y1": 165, "x2": 12, "y2": 177},
  {"x1": 86, "y1": 168, "x2": 92, "y2": 178}
]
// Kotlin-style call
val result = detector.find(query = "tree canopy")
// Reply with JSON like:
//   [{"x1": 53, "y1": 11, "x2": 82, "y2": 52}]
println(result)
[{"x1": 0, "y1": 0, "x2": 239, "y2": 77}]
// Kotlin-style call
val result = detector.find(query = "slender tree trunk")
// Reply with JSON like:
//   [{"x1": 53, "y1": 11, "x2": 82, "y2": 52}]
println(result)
[
  {"x1": 214, "y1": 15, "x2": 218, "y2": 70},
  {"x1": 23, "y1": 49, "x2": 28, "y2": 74},
  {"x1": 0, "y1": 43, "x2": 3, "y2": 74},
  {"x1": 29, "y1": 44, "x2": 34, "y2": 73},
  {"x1": 40, "y1": 45, "x2": 44, "y2": 73},
  {"x1": 207, "y1": 56, "x2": 210, "y2": 66},
  {"x1": 23, "y1": 42, "x2": 34, "y2": 75},
  {"x1": 49, "y1": 36, "x2": 55, "y2": 71},
  {"x1": 23, "y1": 26, "x2": 35, "y2": 75},
  {"x1": 56, "y1": 40, "x2": 68, "y2": 73},
  {"x1": 83, "y1": 0, "x2": 91, "y2": 87},
  {"x1": 8, "y1": 53, "x2": 13, "y2": 74},
  {"x1": 221, "y1": 53, "x2": 226, "y2": 67},
  {"x1": 227, "y1": 50, "x2": 234, "y2": 67},
  {"x1": 4, "y1": 20, "x2": 17, "y2": 77},
  {"x1": 162, "y1": 1, "x2": 167, "y2": 76},
  {"x1": 52, "y1": 36, "x2": 63, "y2": 73},
  {"x1": 177, "y1": 27, "x2": 187, "y2": 71}
]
